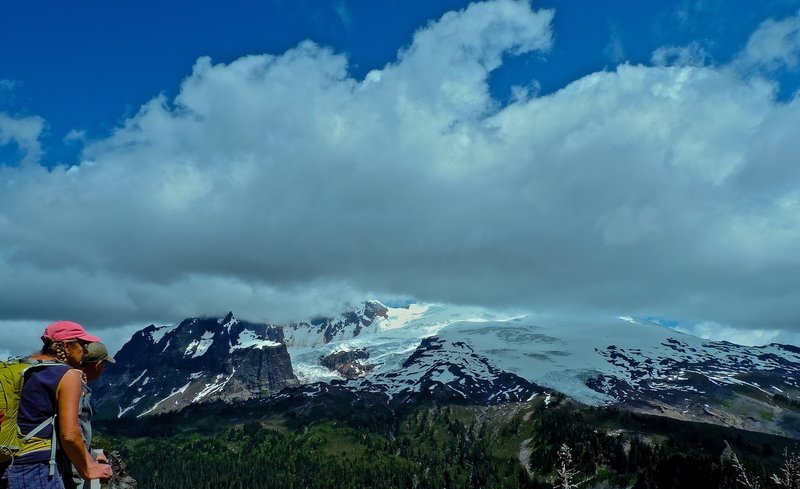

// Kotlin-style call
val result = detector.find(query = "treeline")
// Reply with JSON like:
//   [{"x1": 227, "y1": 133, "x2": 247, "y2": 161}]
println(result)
[{"x1": 101, "y1": 400, "x2": 797, "y2": 488}]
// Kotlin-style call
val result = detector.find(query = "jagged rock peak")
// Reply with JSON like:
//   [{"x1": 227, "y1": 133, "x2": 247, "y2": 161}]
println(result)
[
  {"x1": 363, "y1": 300, "x2": 389, "y2": 319},
  {"x1": 218, "y1": 311, "x2": 236, "y2": 326}
]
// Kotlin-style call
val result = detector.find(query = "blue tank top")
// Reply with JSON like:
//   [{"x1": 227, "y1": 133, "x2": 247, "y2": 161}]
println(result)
[{"x1": 15, "y1": 363, "x2": 72, "y2": 464}]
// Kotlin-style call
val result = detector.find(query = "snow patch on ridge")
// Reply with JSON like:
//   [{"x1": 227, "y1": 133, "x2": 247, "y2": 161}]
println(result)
[
  {"x1": 192, "y1": 368, "x2": 237, "y2": 402},
  {"x1": 137, "y1": 382, "x2": 192, "y2": 418},
  {"x1": 118, "y1": 395, "x2": 147, "y2": 417},
  {"x1": 218, "y1": 314, "x2": 238, "y2": 333},
  {"x1": 230, "y1": 330, "x2": 281, "y2": 352},
  {"x1": 128, "y1": 370, "x2": 147, "y2": 387},
  {"x1": 150, "y1": 324, "x2": 178, "y2": 344},
  {"x1": 185, "y1": 331, "x2": 215, "y2": 358}
]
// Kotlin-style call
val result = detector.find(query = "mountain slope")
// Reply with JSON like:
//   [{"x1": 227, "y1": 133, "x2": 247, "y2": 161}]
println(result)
[{"x1": 94, "y1": 302, "x2": 800, "y2": 438}]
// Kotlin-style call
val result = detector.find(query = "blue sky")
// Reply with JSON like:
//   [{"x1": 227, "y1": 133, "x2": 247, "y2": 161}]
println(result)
[{"x1": 2, "y1": 0, "x2": 800, "y2": 355}]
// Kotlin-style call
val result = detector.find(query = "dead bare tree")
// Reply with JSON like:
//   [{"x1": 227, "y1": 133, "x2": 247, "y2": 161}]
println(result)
[
  {"x1": 554, "y1": 443, "x2": 578, "y2": 489},
  {"x1": 722, "y1": 441, "x2": 761, "y2": 489},
  {"x1": 771, "y1": 448, "x2": 800, "y2": 489}
]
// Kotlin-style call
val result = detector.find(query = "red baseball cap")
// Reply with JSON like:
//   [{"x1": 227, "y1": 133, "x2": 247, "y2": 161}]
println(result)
[{"x1": 42, "y1": 321, "x2": 101, "y2": 343}]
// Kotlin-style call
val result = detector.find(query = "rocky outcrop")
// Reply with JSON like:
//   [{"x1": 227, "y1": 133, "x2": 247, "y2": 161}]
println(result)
[
  {"x1": 319, "y1": 349, "x2": 374, "y2": 379},
  {"x1": 107, "y1": 450, "x2": 137, "y2": 489}
]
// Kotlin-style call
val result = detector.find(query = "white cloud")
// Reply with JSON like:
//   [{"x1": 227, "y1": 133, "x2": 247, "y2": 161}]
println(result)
[
  {"x1": 0, "y1": 112, "x2": 45, "y2": 165},
  {"x1": 735, "y1": 9, "x2": 800, "y2": 72},
  {"x1": 1, "y1": 0, "x2": 800, "y2": 355},
  {"x1": 0, "y1": 80, "x2": 17, "y2": 108},
  {"x1": 674, "y1": 320, "x2": 800, "y2": 347},
  {"x1": 0, "y1": 80, "x2": 15, "y2": 90},
  {"x1": 335, "y1": 1, "x2": 353, "y2": 29},
  {"x1": 64, "y1": 129, "x2": 87, "y2": 144},
  {"x1": 651, "y1": 42, "x2": 710, "y2": 67},
  {"x1": 603, "y1": 31, "x2": 626, "y2": 65}
]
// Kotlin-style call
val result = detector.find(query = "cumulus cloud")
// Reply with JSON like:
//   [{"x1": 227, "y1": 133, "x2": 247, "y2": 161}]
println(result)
[
  {"x1": 1, "y1": 0, "x2": 800, "y2": 354},
  {"x1": 735, "y1": 9, "x2": 800, "y2": 72}
]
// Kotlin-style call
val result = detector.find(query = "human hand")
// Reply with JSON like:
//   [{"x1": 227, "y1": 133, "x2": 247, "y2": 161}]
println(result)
[{"x1": 87, "y1": 461, "x2": 113, "y2": 480}]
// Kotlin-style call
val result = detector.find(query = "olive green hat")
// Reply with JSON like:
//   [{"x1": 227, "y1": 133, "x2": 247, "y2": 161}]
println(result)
[{"x1": 83, "y1": 342, "x2": 116, "y2": 364}]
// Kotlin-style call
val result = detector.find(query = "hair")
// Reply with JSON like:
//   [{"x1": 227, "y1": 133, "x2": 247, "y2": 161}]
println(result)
[{"x1": 41, "y1": 339, "x2": 70, "y2": 363}]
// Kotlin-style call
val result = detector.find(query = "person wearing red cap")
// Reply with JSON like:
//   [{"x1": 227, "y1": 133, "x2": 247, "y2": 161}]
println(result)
[
  {"x1": 65, "y1": 343, "x2": 115, "y2": 489},
  {"x1": 1, "y1": 321, "x2": 113, "y2": 489}
]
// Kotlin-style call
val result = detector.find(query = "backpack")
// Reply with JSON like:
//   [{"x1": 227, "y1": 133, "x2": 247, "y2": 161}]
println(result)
[{"x1": 1, "y1": 358, "x2": 65, "y2": 476}]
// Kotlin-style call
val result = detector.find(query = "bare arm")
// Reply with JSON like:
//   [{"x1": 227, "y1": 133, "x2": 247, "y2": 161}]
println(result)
[{"x1": 57, "y1": 369, "x2": 113, "y2": 480}]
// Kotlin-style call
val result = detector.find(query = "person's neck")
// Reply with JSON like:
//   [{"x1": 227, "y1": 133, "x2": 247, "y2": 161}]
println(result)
[{"x1": 28, "y1": 353, "x2": 60, "y2": 362}]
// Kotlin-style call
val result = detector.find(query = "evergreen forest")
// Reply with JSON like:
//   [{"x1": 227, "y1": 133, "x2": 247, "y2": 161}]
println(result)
[{"x1": 97, "y1": 397, "x2": 799, "y2": 489}]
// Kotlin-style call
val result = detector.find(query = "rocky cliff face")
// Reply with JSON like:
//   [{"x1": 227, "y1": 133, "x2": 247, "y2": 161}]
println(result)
[
  {"x1": 94, "y1": 302, "x2": 389, "y2": 419},
  {"x1": 93, "y1": 313, "x2": 298, "y2": 418}
]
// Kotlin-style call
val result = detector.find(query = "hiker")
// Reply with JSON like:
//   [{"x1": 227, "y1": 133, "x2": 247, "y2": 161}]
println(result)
[
  {"x1": 65, "y1": 343, "x2": 115, "y2": 489},
  {"x1": 1, "y1": 321, "x2": 113, "y2": 488}
]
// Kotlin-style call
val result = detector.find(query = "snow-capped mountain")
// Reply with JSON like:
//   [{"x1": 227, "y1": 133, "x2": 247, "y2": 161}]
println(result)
[
  {"x1": 95, "y1": 301, "x2": 800, "y2": 438},
  {"x1": 93, "y1": 312, "x2": 295, "y2": 418},
  {"x1": 93, "y1": 302, "x2": 388, "y2": 418}
]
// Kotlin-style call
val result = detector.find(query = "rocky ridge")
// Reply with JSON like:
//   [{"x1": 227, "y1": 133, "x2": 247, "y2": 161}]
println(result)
[{"x1": 93, "y1": 313, "x2": 298, "y2": 418}]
